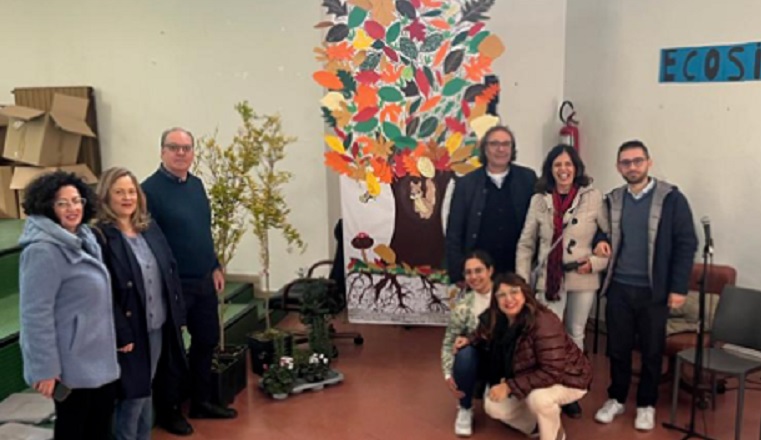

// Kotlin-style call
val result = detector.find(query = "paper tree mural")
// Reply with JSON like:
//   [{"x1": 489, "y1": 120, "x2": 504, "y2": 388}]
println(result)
[{"x1": 315, "y1": 0, "x2": 503, "y2": 319}]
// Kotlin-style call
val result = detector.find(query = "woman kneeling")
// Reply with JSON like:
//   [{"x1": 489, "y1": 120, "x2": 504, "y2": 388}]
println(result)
[{"x1": 474, "y1": 273, "x2": 592, "y2": 440}]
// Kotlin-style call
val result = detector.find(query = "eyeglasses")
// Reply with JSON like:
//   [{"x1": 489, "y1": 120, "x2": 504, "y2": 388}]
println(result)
[
  {"x1": 486, "y1": 140, "x2": 513, "y2": 149},
  {"x1": 163, "y1": 143, "x2": 194, "y2": 153},
  {"x1": 54, "y1": 197, "x2": 87, "y2": 210},
  {"x1": 618, "y1": 157, "x2": 647, "y2": 168}
]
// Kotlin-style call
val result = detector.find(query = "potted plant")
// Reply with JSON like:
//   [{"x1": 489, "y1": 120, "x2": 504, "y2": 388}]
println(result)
[
  {"x1": 194, "y1": 101, "x2": 261, "y2": 403},
  {"x1": 244, "y1": 109, "x2": 306, "y2": 374},
  {"x1": 261, "y1": 334, "x2": 296, "y2": 399}
]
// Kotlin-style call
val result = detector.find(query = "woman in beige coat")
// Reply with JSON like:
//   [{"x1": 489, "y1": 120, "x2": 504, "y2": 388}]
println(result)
[{"x1": 516, "y1": 144, "x2": 609, "y2": 350}]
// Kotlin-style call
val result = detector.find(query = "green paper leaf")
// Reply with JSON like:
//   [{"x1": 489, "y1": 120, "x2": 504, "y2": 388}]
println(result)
[
  {"x1": 419, "y1": 116, "x2": 438, "y2": 138},
  {"x1": 442, "y1": 78, "x2": 468, "y2": 97},
  {"x1": 469, "y1": 31, "x2": 489, "y2": 53},
  {"x1": 399, "y1": 37, "x2": 418, "y2": 60},
  {"x1": 394, "y1": 136, "x2": 417, "y2": 149},
  {"x1": 321, "y1": 107, "x2": 337, "y2": 127},
  {"x1": 402, "y1": 66, "x2": 415, "y2": 81},
  {"x1": 382, "y1": 122, "x2": 403, "y2": 140},
  {"x1": 386, "y1": 22, "x2": 401, "y2": 43},
  {"x1": 347, "y1": 7, "x2": 368, "y2": 28},
  {"x1": 410, "y1": 97, "x2": 422, "y2": 114},
  {"x1": 379, "y1": 87, "x2": 404, "y2": 102},
  {"x1": 443, "y1": 100, "x2": 455, "y2": 115},
  {"x1": 355, "y1": 118, "x2": 379, "y2": 133},
  {"x1": 420, "y1": 33, "x2": 444, "y2": 53},
  {"x1": 337, "y1": 70, "x2": 357, "y2": 94},
  {"x1": 360, "y1": 52, "x2": 382, "y2": 70},
  {"x1": 452, "y1": 31, "x2": 468, "y2": 47}
]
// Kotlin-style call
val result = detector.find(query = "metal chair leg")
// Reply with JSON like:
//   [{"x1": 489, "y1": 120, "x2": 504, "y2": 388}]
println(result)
[
  {"x1": 735, "y1": 373, "x2": 745, "y2": 440},
  {"x1": 710, "y1": 371, "x2": 717, "y2": 411},
  {"x1": 670, "y1": 355, "x2": 683, "y2": 424}
]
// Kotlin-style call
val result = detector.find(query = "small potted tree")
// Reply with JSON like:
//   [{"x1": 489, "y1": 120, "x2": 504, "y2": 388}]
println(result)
[
  {"x1": 193, "y1": 101, "x2": 261, "y2": 404},
  {"x1": 244, "y1": 110, "x2": 306, "y2": 375}
]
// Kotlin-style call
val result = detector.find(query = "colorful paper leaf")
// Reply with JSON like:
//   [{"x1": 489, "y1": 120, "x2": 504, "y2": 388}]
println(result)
[
  {"x1": 394, "y1": 136, "x2": 418, "y2": 149},
  {"x1": 356, "y1": 70, "x2": 381, "y2": 84},
  {"x1": 445, "y1": 132, "x2": 463, "y2": 154},
  {"x1": 355, "y1": 118, "x2": 379, "y2": 132},
  {"x1": 468, "y1": 31, "x2": 489, "y2": 53},
  {"x1": 371, "y1": 157, "x2": 394, "y2": 183},
  {"x1": 325, "y1": 135, "x2": 347, "y2": 154},
  {"x1": 478, "y1": 34, "x2": 505, "y2": 59},
  {"x1": 370, "y1": 0, "x2": 396, "y2": 27},
  {"x1": 420, "y1": 33, "x2": 444, "y2": 52},
  {"x1": 356, "y1": 84, "x2": 379, "y2": 110},
  {"x1": 443, "y1": 50, "x2": 464, "y2": 74},
  {"x1": 459, "y1": 0, "x2": 496, "y2": 23},
  {"x1": 442, "y1": 78, "x2": 467, "y2": 96},
  {"x1": 399, "y1": 37, "x2": 419, "y2": 59},
  {"x1": 415, "y1": 68, "x2": 431, "y2": 97},
  {"x1": 382, "y1": 121, "x2": 403, "y2": 140},
  {"x1": 364, "y1": 20, "x2": 386, "y2": 40},
  {"x1": 405, "y1": 20, "x2": 426, "y2": 42},
  {"x1": 386, "y1": 22, "x2": 401, "y2": 43},
  {"x1": 379, "y1": 103, "x2": 403, "y2": 123},
  {"x1": 418, "y1": 116, "x2": 438, "y2": 137},
  {"x1": 396, "y1": 0, "x2": 417, "y2": 19},
  {"x1": 323, "y1": 0, "x2": 349, "y2": 16},
  {"x1": 348, "y1": 7, "x2": 368, "y2": 28},
  {"x1": 418, "y1": 95, "x2": 441, "y2": 113},
  {"x1": 325, "y1": 151, "x2": 353, "y2": 176},
  {"x1": 374, "y1": 244, "x2": 397, "y2": 264},
  {"x1": 326, "y1": 24, "x2": 350, "y2": 42},
  {"x1": 313, "y1": 71, "x2": 345, "y2": 90},
  {"x1": 353, "y1": 106, "x2": 379, "y2": 122},
  {"x1": 378, "y1": 86, "x2": 404, "y2": 102},
  {"x1": 366, "y1": 172, "x2": 381, "y2": 196}
]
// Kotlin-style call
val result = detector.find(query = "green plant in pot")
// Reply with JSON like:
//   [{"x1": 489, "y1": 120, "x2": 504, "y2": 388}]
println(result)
[
  {"x1": 245, "y1": 108, "x2": 306, "y2": 373},
  {"x1": 299, "y1": 278, "x2": 338, "y2": 359},
  {"x1": 261, "y1": 334, "x2": 296, "y2": 399}
]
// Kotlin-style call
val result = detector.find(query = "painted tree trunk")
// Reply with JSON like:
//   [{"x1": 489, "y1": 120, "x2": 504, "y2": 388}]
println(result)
[{"x1": 388, "y1": 171, "x2": 453, "y2": 269}]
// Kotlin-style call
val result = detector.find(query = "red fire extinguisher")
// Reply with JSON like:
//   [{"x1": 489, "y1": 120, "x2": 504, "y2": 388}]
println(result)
[{"x1": 559, "y1": 100, "x2": 580, "y2": 152}]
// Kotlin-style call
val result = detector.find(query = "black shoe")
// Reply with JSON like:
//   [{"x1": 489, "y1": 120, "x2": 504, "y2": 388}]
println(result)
[
  {"x1": 189, "y1": 401, "x2": 238, "y2": 419},
  {"x1": 561, "y1": 401, "x2": 583, "y2": 419},
  {"x1": 157, "y1": 407, "x2": 194, "y2": 436}
]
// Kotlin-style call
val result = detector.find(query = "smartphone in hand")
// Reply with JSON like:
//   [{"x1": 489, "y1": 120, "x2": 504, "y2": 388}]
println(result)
[{"x1": 53, "y1": 381, "x2": 71, "y2": 402}]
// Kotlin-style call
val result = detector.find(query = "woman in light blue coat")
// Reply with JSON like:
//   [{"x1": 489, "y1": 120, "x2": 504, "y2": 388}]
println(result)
[{"x1": 19, "y1": 171, "x2": 120, "y2": 440}]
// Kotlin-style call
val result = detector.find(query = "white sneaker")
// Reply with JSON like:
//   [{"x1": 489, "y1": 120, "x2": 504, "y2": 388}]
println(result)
[
  {"x1": 634, "y1": 406, "x2": 656, "y2": 431},
  {"x1": 595, "y1": 399, "x2": 625, "y2": 424},
  {"x1": 455, "y1": 407, "x2": 473, "y2": 437}
]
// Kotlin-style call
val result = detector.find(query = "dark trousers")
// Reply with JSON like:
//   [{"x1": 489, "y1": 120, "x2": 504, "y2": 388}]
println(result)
[
  {"x1": 605, "y1": 281, "x2": 669, "y2": 407},
  {"x1": 181, "y1": 275, "x2": 220, "y2": 405},
  {"x1": 54, "y1": 381, "x2": 116, "y2": 440},
  {"x1": 453, "y1": 346, "x2": 480, "y2": 409}
]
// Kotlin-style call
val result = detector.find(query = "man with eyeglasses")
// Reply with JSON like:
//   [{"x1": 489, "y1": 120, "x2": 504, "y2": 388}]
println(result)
[
  {"x1": 594, "y1": 140, "x2": 697, "y2": 432},
  {"x1": 446, "y1": 125, "x2": 537, "y2": 284},
  {"x1": 142, "y1": 127, "x2": 237, "y2": 436}
]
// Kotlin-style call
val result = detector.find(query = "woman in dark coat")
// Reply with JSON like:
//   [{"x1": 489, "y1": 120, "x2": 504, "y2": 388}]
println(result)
[
  {"x1": 94, "y1": 167, "x2": 187, "y2": 440},
  {"x1": 473, "y1": 273, "x2": 592, "y2": 440}
]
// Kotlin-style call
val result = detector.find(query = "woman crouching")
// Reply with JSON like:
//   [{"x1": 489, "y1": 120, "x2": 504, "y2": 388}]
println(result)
[{"x1": 474, "y1": 273, "x2": 592, "y2": 440}]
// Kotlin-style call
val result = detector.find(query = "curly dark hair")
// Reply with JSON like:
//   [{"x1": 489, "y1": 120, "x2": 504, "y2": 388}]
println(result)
[
  {"x1": 21, "y1": 171, "x2": 96, "y2": 225},
  {"x1": 535, "y1": 144, "x2": 591, "y2": 193}
]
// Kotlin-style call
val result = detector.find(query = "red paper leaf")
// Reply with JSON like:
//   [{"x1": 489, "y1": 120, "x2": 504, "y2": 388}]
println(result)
[
  {"x1": 392, "y1": 154, "x2": 407, "y2": 178},
  {"x1": 405, "y1": 20, "x2": 426, "y2": 42},
  {"x1": 415, "y1": 68, "x2": 430, "y2": 97},
  {"x1": 382, "y1": 46, "x2": 399, "y2": 62},
  {"x1": 433, "y1": 152, "x2": 450, "y2": 170},
  {"x1": 410, "y1": 0, "x2": 421, "y2": 8},
  {"x1": 352, "y1": 142, "x2": 360, "y2": 157},
  {"x1": 435, "y1": 70, "x2": 443, "y2": 85},
  {"x1": 468, "y1": 22, "x2": 485, "y2": 36},
  {"x1": 364, "y1": 20, "x2": 386, "y2": 40},
  {"x1": 446, "y1": 117, "x2": 467, "y2": 134},
  {"x1": 417, "y1": 265, "x2": 432, "y2": 275},
  {"x1": 356, "y1": 71, "x2": 381, "y2": 84},
  {"x1": 353, "y1": 106, "x2": 380, "y2": 122},
  {"x1": 334, "y1": 127, "x2": 346, "y2": 140},
  {"x1": 461, "y1": 100, "x2": 471, "y2": 118}
]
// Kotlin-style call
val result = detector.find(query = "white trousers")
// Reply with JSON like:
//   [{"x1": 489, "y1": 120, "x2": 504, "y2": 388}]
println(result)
[
  {"x1": 538, "y1": 286, "x2": 596, "y2": 350},
  {"x1": 484, "y1": 384, "x2": 587, "y2": 440}
]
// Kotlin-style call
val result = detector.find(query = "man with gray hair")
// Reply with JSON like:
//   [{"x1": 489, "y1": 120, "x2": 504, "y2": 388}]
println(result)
[{"x1": 143, "y1": 127, "x2": 236, "y2": 436}]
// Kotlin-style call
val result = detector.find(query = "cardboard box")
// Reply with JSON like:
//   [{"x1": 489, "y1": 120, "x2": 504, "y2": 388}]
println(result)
[
  {"x1": 10, "y1": 164, "x2": 98, "y2": 192},
  {"x1": 14, "y1": 86, "x2": 102, "y2": 175},
  {"x1": 0, "y1": 166, "x2": 18, "y2": 219},
  {"x1": 0, "y1": 94, "x2": 96, "y2": 166},
  {"x1": 15, "y1": 190, "x2": 25, "y2": 219}
]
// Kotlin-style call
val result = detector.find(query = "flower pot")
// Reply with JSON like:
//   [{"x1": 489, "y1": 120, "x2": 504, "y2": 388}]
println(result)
[
  {"x1": 210, "y1": 345, "x2": 248, "y2": 406},
  {"x1": 247, "y1": 333, "x2": 293, "y2": 376}
]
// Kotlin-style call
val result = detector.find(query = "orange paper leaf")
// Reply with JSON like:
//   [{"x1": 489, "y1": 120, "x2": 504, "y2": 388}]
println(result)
[
  {"x1": 418, "y1": 95, "x2": 442, "y2": 113},
  {"x1": 313, "y1": 71, "x2": 344, "y2": 90},
  {"x1": 402, "y1": 154, "x2": 421, "y2": 177},
  {"x1": 420, "y1": 0, "x2": 443, "y2": 6},
  {"x1": 356, "y1": 84, "x2": 379, "y2": 111},
  {"x1": 325, "y1": 151, "x2": 353, "y2": 177},
  {"x1": 379, "y1": 103, "x2": 402, "y2": 123},
  {"x1": 430, "y1": 19, "x2": 451, "y2": 31},
  {"x1": 434, "y1": 40, "x2": 451, "y2": 67},
  {"x1": 475, "y1": 83, "x2": 500, "y2": 107},
  {"x1": 371, "y1": 157, "x2": 393, "y2": 183},
  {"x1": 326, "y1": 42, "x2": 356, "y2": 61},
  {"x1": 463, "y1": 55, "x2": 493, "y2": 82},
  {"x1": 370, "y1": 0, "x2": 396, "y2": 27}
]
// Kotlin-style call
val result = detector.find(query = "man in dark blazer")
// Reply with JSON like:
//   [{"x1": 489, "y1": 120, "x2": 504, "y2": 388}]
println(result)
[{"x1": 446, "y1": 125, "x2": 537, "y2": 283}]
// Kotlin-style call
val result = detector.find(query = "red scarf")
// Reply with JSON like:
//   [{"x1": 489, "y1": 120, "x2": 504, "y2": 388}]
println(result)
[{"x1": 545, "y1": 185, "x2": 578, "y2": 302}]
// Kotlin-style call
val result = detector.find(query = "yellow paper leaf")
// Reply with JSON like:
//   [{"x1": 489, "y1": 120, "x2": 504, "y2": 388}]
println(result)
[
  {"x1": 353, "y1": 29, "x2": 373, "y2": 50},
  {"x1": 417, "y1": 157, "x2": 435, "y2": 178},
  {"x1": 470, "y1": 115, "x2": 500, "y2": 139},
  {"x1": 451, "y1": 162, "x2": 478, "y2": 175},
  {"x1": 366, "y1": 172, "x2": 381, "y2": 196},
  {"x1": 445, "y1": 133, "x2": 463, "y2": 154},
  {"x1": 320, "y1": 92, "x2": 347, "y2": 111},
  {"x1": 450, "y1": 144, "x2": 475, "y2": 163},
  {"x1": 332, "y1": 103, "x2": 352, "y2": 128},
  {"x1": 468, "y1": 156, "x2": 482, "y2": 167},
  {"x1": 374, "y1": 244, "x2": 397, "y2": 264},
  {"x1": 468, "y1": 102, "x2": 487, "y2": 121},
  {"x1": 325, "y1": 135, "x2": 345, "y2": 154},
  {"x1": 478, "y1": 35, "x2": 505, "y2": 60},
  {"x1": 353, "y1": 51, "x2": 367, "y2": 68}
]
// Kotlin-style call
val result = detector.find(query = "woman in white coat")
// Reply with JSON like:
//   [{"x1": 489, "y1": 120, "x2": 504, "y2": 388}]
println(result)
[{"x1": 515, "y1": 144, "x2": 609, "y2": 416}]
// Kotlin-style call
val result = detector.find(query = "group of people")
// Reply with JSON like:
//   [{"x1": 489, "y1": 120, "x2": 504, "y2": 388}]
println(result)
[
  {"x1": 443, "y1": 126, "x2": 697, "y2": 439},
  {"x1": 18, "y1": 127, "x2": 236, "y2": 439}
]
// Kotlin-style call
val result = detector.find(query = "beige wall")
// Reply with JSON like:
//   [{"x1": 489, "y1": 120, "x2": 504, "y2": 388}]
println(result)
[
  {"x1": 565, "y1": 0, "x2": 761, "y2": 287},
  {"x1": 2, "y1": 0, "x2": 569, "y2": 288}
]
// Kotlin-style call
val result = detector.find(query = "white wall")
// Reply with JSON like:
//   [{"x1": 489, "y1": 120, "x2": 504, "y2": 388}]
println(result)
[
  {"x1": 565, "y1": 0, "x2": 761, "y2": 288},
  {"x1": 2, "y1": 0, "x2": 329, "y2": 289},
  {"x1": 490, "y1": 0, "x2": 568, "y2": 170}
]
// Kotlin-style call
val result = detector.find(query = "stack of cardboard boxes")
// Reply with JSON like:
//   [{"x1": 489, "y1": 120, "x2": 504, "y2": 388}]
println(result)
[{"x1": 0, "y1": 89, "x2": 100, "y2": 219}]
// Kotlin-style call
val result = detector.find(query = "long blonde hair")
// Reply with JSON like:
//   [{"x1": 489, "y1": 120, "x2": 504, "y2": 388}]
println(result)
[{"x1": 95, "y1": 167, "x2": 151, "y2": 232}]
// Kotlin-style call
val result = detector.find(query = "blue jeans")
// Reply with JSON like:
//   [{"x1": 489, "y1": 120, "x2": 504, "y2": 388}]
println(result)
[
  {"x1": 115, "y1": 328, "x2": 163, "y2": 440},
  {"x1": 453, "y1": 345, "x2": 479, "y2": 409}
]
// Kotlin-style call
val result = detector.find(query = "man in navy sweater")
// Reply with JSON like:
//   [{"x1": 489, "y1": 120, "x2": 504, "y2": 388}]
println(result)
[
  {"x1": 594, "y1": 140, "x2": 697, "y2": 432},
  {"x1": 143, "y1": 127, "x2": 237, "y2": 436}
]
